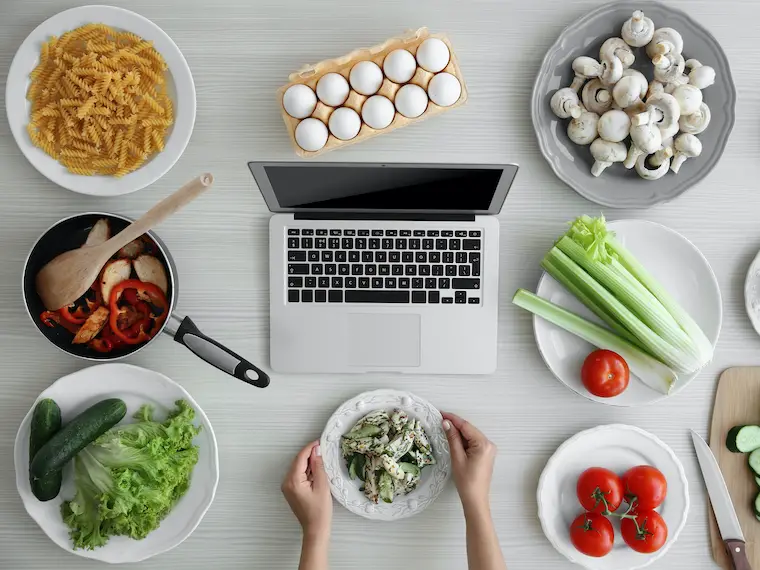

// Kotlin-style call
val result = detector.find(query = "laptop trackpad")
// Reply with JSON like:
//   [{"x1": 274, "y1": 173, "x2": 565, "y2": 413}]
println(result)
[{"x1": 348, "y1": 313, "x2": 421, "y2": 368}]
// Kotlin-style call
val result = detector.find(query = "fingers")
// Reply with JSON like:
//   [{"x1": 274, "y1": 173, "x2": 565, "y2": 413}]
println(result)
[
  {"x1": 288, "y1": 440, "x2": 319, "y2": 480},
  {"x1": 309, "y1": 444, "x2": 329, "y2": 490},
  {"x1": 442, "y1": 412, "x2": 487, "y2": 445},
  {"x1": 442, "y1": 417, "x2": 466, "y2": 465}
]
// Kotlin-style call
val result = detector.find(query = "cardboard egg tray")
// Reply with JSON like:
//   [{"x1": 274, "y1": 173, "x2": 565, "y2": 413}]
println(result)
[{"x1": 277, "y1": 27, "x2": 468, "y2": 157}]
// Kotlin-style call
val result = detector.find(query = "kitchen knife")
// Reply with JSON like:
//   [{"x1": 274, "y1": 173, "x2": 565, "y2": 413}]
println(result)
[{"x1": 691, "y1": 429, "x2": 753, "y2": 570}]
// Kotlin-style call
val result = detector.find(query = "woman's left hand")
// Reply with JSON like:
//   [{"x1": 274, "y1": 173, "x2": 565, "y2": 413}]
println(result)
[{"x1": 282, "y1": 441, "x2": 333, "y2": 538}]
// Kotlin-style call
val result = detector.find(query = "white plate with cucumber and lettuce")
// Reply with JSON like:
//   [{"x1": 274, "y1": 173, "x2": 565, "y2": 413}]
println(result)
[
  {"x1": 14, "y1": 363, "x2": 219, "y2": 564},
  {"x1": 514, "y1": 216, "x2": 722, "y2": 407}
]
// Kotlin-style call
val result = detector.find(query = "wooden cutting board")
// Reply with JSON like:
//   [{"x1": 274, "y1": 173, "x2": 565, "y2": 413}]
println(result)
[{"x1": 709, "y1": 367, "x2": 760, "y2": 569}]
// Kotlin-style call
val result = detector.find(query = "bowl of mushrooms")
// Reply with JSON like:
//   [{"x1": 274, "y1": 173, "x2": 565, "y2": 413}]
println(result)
[{"x1": 532, "y1": 1, "x2": 735, "y2": 208}]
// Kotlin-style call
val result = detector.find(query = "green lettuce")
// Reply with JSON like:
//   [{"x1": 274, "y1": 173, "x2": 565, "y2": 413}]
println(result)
[{"x1": 61, "y1": 399, "x2": 201, "y2": 550}]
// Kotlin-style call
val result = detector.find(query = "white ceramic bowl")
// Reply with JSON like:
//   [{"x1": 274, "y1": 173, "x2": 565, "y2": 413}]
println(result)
[
  {"x1": 14, "y1": 363, "x2": 218, "y2": 564},
  {"x1": 537, "y1": 424, "x2": 689, "y2": 570},
  {"x1": 321, "y1": 389, "x2": 450, "y2": 521},
  {"x1": 533, "y1": 219, "x2": 722, "y2": 407},
  {"x1": 6, "y1": 5, "x2": 196, "y2": 196}
]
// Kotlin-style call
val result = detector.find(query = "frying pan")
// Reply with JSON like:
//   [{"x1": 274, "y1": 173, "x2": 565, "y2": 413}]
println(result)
[{"x1": 22, "y1": 212, "x2": 270, "y2": 388}]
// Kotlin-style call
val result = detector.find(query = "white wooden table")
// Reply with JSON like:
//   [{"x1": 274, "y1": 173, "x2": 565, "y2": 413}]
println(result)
[{"x1": 0, "y1": 1, "x2": 755, "y2": 568}]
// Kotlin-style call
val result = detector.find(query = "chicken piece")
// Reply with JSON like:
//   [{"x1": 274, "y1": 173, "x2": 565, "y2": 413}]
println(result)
[
  {"x1": 100, "y1": 259, "x2": 131, "y2": 303},
  {"x1": 72, "y1": 306, "x2": 110, "y2": 344},
  {"x1": 117, "y1": 238, "x2": 145, "y2": 259},
  {"x1": 83, "y1": 219, "x2": 110, "y2": 247},
  {"x1": 133, "y1": 255, "x2": 168, "y2": 294}
]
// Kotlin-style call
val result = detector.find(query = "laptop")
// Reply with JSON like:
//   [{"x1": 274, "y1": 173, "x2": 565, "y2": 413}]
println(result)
[{"x1": 248, "y1": 162, "x2": 518, "y2": 375}]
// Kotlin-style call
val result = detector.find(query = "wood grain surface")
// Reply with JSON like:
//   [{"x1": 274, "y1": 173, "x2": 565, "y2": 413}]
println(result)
[{"x1": 0, "y1": 1, "x2": 757, "y2": 569}]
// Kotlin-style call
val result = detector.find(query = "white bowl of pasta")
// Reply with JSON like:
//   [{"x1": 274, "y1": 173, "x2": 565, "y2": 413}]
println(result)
[{"x1": 6, "y1": 5, "x2": 196, "y2": 196}]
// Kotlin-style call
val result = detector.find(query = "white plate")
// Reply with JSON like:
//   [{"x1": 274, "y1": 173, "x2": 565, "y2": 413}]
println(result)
[
  {"x1": 537, "y1": 424, "x2": 689, "y2": 570},
  {"x1": 743, "y1": 250, "x2": 760, "y2": 337},
  {"x1": 5, "y1": 5, "x2": 196, "y2": 196},
  {"x1": 321, "y1": 389, "x2": 451, "y2": 521},
  {"x1": 14, "y1": 363, "x2": 218, "y2": 564},
  {"x1": 534, "y1": 219, "x2": 722, "y2": 407}
]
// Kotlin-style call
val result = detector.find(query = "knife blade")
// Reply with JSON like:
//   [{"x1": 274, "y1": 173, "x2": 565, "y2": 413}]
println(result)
[{"x1": 691, "y1": 430, "x2": 753, "y2": 570}]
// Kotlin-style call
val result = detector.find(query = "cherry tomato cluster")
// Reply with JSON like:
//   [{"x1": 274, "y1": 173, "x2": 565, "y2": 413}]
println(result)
[{"x1": 570, "y1": 465, "x2": 668, "y2": 558}]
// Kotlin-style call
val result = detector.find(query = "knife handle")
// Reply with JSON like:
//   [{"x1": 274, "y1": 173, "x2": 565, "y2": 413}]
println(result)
[{"x1": 725, "y1": 540, "x2": 753, "y2": 570}]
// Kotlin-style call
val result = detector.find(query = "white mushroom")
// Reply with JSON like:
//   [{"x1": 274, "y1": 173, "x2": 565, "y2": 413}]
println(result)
[
  {"x1": 685, "y1": 59, "x2": 716, "y2": 89},
  {"x1": 590, "y1": 139, "x2": 627, "y2": 176},
  {"x1": 600, "y1": 37, "x2": 635, "y2": 69},
  {"x1": 679, "y1": 102, "x2": 711, "y2": 135},
  {"x1": 631, "y1": 92, "x2": 681, "y2": 139},
  {"x1": 551, "y1": 88, "x2": 583, "y2": 119},
  {"x1": 581, "y1": 79, "x2": 612, "y2": 115},
  {"x1": 621, "y1": 10, "x2": 655, "y2": 47},
  {"x1": 672, "y1": 84, "x2": 703, "y2": 115},
  {"x1": 571, "y1": 56, "x2": 603, "y2": 90},
  {"x1": 650, "y1": 143, "x2": 674, "y2": 168},
  {"x1": 646, "y1": 28, "x2": 684, "y2": 59},
  {"x1": 624, "y1": 123, "x2": 663, "y2": 169},
  {"x1": 653, "y1": 52, "x2": 686, "y2": 84},
  {"x1": 646, "y1": 80, "x2": 665, "y2": 100},
  {"x1": 613, "y1": 75, "x2": 644, "y2": 109},
  {"x1": 622, "y1": 69, "x2": 648, "y2": 100},
  {"x1": 663, "y1": 73, "x2": 689, "y2": 94},
  {"x1": 567, "y1": 108, "x2": 600, "y2": 145},
  {"x1": 598, "y1": 109, "x2": 630, "y2": 142},
  {"x1": 636, "y1": 153, "x2": 671, "y2": 180},
  {"x1": 599, "y1": 55, "x2": 623, "y2": 86},
  {"x1": 670, "y1": 133, "x2": 703, "y2": 173}
]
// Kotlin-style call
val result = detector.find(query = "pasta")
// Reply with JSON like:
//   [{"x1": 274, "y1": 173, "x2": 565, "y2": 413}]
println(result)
[{"x1": 26, "y1": 23, "x2": 173, "y2": 177}]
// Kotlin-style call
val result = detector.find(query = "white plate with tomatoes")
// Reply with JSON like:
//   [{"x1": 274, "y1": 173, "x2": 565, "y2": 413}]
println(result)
[
  {"x1": 533, "y1": 219, "x2": 722, "y2": 407},
  {"x1": 537, "y1": 424, "x2": 689, "y2": 570}
]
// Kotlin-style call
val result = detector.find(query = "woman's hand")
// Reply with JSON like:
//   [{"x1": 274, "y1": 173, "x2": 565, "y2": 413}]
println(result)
[
  {"x1": 282, "y1": 441, "x2": 333, "y2": 539},
  {"x1": 442, "y1": 412, "x2": 497, "y2": 513}
]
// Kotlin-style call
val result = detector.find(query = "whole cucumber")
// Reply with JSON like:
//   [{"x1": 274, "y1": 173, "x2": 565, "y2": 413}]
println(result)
[
  {"x1": 29, "y1": 399, "x2": 62, "y2": 501},
  {"x1": 30, "y1": 398, "x2": 126, "y2": 479}
]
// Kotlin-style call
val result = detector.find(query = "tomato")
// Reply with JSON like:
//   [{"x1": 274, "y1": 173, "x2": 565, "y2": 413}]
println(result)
[
  {"x1": 570, "y1": 512, "x2": 614, "y2": 557},
  {"x1": 622, "y1": 465, "x2": 667, "y2": 510},
  {"x1": 581, "y1": 350, "x2": 630, "y2": 398},
  {"x1": 621, "y1": 510, "x2": 668, "y2": 553},
  {"x1": 576, "y1": 467, "x2": 624, "y2": 514}
]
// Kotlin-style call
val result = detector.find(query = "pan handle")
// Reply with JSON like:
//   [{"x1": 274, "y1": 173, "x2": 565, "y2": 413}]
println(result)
[{"x1": 170, "y1": 315, "x2": 270, "y2": 388}]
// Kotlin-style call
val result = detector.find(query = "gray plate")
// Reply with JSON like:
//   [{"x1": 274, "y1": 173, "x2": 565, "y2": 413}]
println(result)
[{"x1": 532, "y1": 1, "x2": 736, "y2": 208}]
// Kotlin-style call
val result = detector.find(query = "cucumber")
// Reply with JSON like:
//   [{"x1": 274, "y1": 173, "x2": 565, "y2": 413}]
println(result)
[
  {"x1": 398, "y1": 462, "x2": 421, "y2": 477},
  {"x1": 29, "y1": 399, "x2": 62, "y2": 501},
  {"x1": 727, "y1": 425, "x2": 760, "y2": 453},
  {"x1": 754, "y1": 492, "x2": 760, "y2": 518},
  {"x1": 30, "y1": 398, "x2": 126, "y2": 479},
  {"x1": 755, "y1": 476, "x2": 760, "y2": 488},
  {"x1": 749, "y1": 448, "x2": 760, "y2": 478},
  {"x1": 348, "y1": 454, "x2": 366, "y2": 482}
]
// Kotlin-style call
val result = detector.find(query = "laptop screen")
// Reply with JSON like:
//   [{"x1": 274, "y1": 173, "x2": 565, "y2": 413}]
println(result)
[{"x1": 249, "y1": 163, "x2": 518, "y2": 215}]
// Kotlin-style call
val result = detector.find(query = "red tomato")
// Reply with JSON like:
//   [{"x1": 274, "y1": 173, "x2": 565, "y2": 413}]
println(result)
[
  {"x1": 622, "y1": 465, "x2": 667, "y2": 510},
  {"x1": 581, "y1": 350, "x2": 630, "y2": 398},
  {"x1": 621, "y1": 510, "x2": 668, "y2": 553},
  {"x1": 576, "y1": 467, "x2": 624, "y2": 513},
  {"x1": 570, "y1": 512, "x2": 614, "y2": 557}
]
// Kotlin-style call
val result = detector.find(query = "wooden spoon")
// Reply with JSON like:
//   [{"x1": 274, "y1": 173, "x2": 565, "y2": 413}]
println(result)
[{"x1": 36, "y1": 173, "x2": 214, "y2": 310}]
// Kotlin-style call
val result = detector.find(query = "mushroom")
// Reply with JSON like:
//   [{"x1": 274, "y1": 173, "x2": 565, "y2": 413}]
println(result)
[
  {"x1": 598, "y1": 109, "x2": 630, "y2": 142},
  {"x1": 613, "y1": 75, "x2": 644, "y2": 109},
  {"x1": 600, "y1": 37, "x2": 635, "y2": 69},
  {"x1": 679, "y1": 102, "x2": 711, "y2": 135},
  {"x1": 622, "y1": 69, "x2": 648, "y2": 100},
  {"x1": 567, "y1": 107, "x2": 600, "y2": 145},
  {"x1": 551, "y1": 88, "x2": 583, "y2": 119},
  {"x1": 582, "y1": 79, "x2": 612, "y2": 115},
  {"x1": 599, "y1": 54, "x2": 623, "y2": 86},
  {"x1": 590, "y1": 139, "x2": 627, "y2": 176},
  {"x1": 663, "y1": 73, "x2": 689, "y2": 94},
  {"x1": 624, "y1": 122, "x2": 663, "y2": 169},
  {"x1": 670, "y1": 133, "x2": 702, "y2": 173},
  {"x1": 646, "y1": 27, "x2": 684, "y2": 59},
  {"x1": 650, "y1": 143, "x2": 674, "y2": 168},
  {"x1": 635, "y1": 154, "x2": 671, "y2": 181},
  {"x1": 571, "y1": 56, "x2": 603, "y2": 90},
  {"x1": 672, "y1": 84, "x2": 703, "y2": 116},
  {"x1": 646, "y1": 80, "x2": 665, "y2": 100},
  {"x1": 685, "y1": 59, "x2": 716, "y2": 89},
  {"x1": 631, "y1": 92, "x2": 681, "y2": 139},
  {"x1": 652, "y1": 52, "x2": 685, "y2": 84},
  {"x1": 575, "y1": 55, "x2": 622, "y2": 88},
  {"x1": 621, "y1": 10, "x2": 655, "y2": 47}
]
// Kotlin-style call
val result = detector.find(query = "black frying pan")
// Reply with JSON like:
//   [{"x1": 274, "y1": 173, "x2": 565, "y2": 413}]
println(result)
[{"x1": 23, "y1": 212, "x2": 269, "y2": 388}]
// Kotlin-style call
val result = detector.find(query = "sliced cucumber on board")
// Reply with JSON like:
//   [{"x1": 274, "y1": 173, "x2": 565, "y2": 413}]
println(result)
[
  {"x1": 29, "y1": 399, "x2": 62, "y2": 501},
  {"x1": 755, "y1": 492, "x2": 760, "y2": 518},
  {"x1": 727, "y1": 425, "x2": 760, "y2": 453},
  {"x1": 749, "y1": 448, "x2": 760, "y2": 478}
]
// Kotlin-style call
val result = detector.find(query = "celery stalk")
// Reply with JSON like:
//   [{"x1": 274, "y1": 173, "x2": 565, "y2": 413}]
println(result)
[{"x1": 513, "y1": 289, "x2": 677, "y2": 395}]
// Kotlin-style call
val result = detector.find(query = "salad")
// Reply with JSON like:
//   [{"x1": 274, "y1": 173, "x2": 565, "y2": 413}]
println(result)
[{"x1": 342, "y1": 409, "x2": 435, "y2": 504}]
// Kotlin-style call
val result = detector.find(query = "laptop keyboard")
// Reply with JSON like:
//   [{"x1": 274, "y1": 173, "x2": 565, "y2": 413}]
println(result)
[{"x1": 286, "y1": 228, "x2": 482, "y2": 305}]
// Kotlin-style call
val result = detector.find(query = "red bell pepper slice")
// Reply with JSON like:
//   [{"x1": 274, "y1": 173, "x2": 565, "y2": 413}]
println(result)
[{"x1": 108, "y1": 279, "x2": 168, "y2": 345}]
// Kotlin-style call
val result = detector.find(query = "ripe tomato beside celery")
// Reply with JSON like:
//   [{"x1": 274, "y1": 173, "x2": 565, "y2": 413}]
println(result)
[
  {"x1": 581, "y1": 350, "x2": 630, "y2": 398},
  {"x1": 621, "y1": 510, "x2": 668, "y2": 553},
  {"x1": 570, "y1": 512, "x2": 614, "y2": 557},
  {"x1": 576, "y1": 467, "x2": 623, "y2": 514}
]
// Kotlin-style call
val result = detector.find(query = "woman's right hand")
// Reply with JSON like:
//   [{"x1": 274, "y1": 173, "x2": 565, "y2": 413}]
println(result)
[{"x1": 442, "y1": 412, "x2": 497, "y2": 513}]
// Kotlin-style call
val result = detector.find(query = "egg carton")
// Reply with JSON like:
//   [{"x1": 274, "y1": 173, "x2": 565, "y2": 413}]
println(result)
[{"x1": 277, "y1": 27, "x2": 468, "y2": 157}]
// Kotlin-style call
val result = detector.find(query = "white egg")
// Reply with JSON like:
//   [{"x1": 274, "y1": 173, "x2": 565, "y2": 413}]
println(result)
[
  {"x1": 316, "y1": 73, "x2": 350, "y2": 106},
  {"x1": 361, "y1": 95, "x2": 395, "y2": 129},
  {"x1": 295, "y1": 118, "x2": 328, "y2": 151},
  {"x1": 394, "y1": 84, "x2": 428, "y2": 118},
  {"x1": 328, "y1": 107, "x2": 361, "y2": 140},
  {"x1": 383, "y1": 49, "x2": 417, "y2": 83},
  {"x1": 415, "y1": 38, "x2": 450, "y2": 73},
  {"x1": 282, "y1": 84, "x2": 318, "y2": 119},
  {"x1": 349, "y1": 61, "x2": 383, "y2": 96},
  {"x1": 427, "y1": 73, "x2": 462, "y2": 107}
]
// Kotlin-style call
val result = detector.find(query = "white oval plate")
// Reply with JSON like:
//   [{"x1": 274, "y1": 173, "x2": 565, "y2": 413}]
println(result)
[
  {"x1": 6, "y1": 5, "x2": 196, "y2": 196},
  {"x1": 14, "y1": 363, "x2": 218, "y2": 564},
  {"x1": 321, "y1": 389, "x2": 450, "y2": 521},
  {"x1": 537, "y1": 424, "x2": 689, "y2": 570},
  {"x1": 743, "y1": 250, "x2": 760, "y2": 337},
  {"x1": 534, "y1": 219, "x2": 722, "y2": 407}
]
